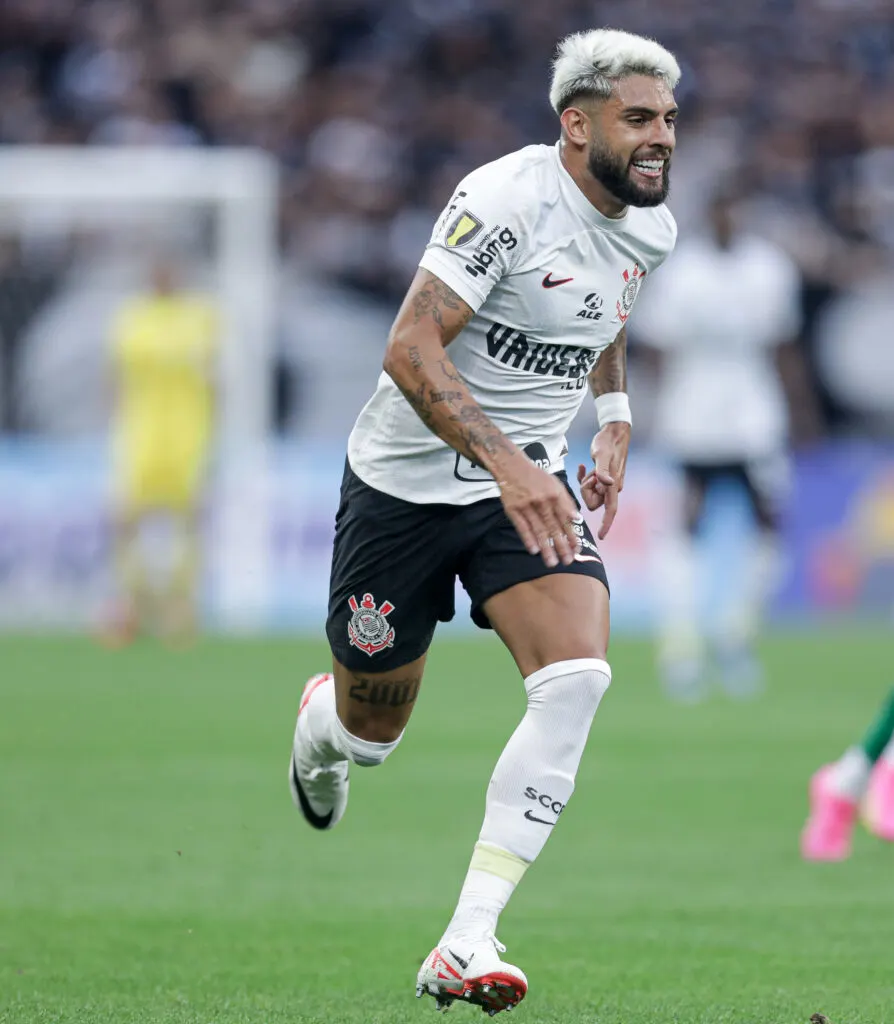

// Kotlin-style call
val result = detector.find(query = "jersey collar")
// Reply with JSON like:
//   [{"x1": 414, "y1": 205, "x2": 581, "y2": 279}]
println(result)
[{"x1": 552, "y1": 141, "x2": 630, "y2": 232}]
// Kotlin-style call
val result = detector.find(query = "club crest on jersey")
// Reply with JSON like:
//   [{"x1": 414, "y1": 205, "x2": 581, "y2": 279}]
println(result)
[
  {"x1": 446, "y1": 211, "x2": 483, "y2": 248},
  {"x1": 348, "y1": 593, "x2": 396, "y2": 655},
  {"x1": 616, "y1": 262, "x2": 646, "y2": 323}
]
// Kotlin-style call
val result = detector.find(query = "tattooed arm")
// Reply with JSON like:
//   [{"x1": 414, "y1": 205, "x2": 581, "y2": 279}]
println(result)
[
  {"x1": 382, "y1": 268, "x2": 580, "y2": 567},
  {"x1": 579, "y1": 327, "x2": 631, "y2": 539},
  {"x1": 382, "y1": 269, "x2": 520, "y2": 475},
  {"x1": 588, "y1": 325, "x2": 627, "y2": 398}
]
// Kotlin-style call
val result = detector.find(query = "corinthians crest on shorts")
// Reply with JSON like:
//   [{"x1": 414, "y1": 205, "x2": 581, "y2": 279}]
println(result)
[{"x1": 347, "y1": 593, "x2": 396, "y2": 655}]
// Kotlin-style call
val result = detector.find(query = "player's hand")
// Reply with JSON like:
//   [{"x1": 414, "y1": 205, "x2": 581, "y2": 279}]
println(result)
[
  {"x1": 577, "y1": 422, "x2": 631, "y2": 539},
  {"x1": 498, "y1": 458, "x2": 582, "y2": 568}
]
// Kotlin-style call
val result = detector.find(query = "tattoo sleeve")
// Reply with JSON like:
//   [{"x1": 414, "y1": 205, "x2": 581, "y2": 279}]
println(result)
[
  {"x1": 409, "y1": 273, "x2": 475, "y2": 338},
  {"x1": 387, "y1": 271, "x2": 518, "y2": 476},
  {"x1": 588, "y1": 326, "x2": 628, "y2": 398}
]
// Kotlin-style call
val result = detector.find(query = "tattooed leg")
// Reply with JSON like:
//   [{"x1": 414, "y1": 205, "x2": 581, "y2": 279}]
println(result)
[
  {"x1": 333, "y1": 654, "x2": 428, "y2": 744},
  {"x1": 294, "y1": 653, "x2": 426, "y2": 800},
  {"x1": 291, "y1": 656, "x2": 426, "y2": 830}
]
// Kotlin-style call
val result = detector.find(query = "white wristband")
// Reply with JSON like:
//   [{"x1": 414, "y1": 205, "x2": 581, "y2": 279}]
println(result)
[{"x1": 594, "y1": 392, "x2": 632, "y2": 429}]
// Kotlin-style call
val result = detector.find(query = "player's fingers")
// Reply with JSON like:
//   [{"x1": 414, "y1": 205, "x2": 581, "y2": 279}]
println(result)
[
  {"x1": 592, "y1": 467, "x2": 616, "y2": 488},
  {"x1": 519, "y1": 505, "x2": 559, "y2": 568},
  {"x1": 558, "y1": 492, "x2": 584, "y2": 561},
  {"x1": 580, "y1": 489, "x2": 598, "y2": 512},
  {"x1": 563, "y1": 513, "x2": 583, "y2": 556},
  {"x1": 577, "y1": 463, "x2": 586, "y2": 484},
  {"x1": 542, "y1": 504, "x2": 575, "y2": 566},
  {"x1": 597, "y1": 487, "x2": 619, "y2": 540},
  {"x1": 579, "y1": 474, "x2": 603, "y2": 511},
  {"x1": 506, "y1": 506, "x2": 541, "y2": 558}
]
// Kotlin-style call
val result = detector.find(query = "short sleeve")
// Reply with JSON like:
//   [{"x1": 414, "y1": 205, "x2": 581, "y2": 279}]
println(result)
[{"x1": 418, "y1": 170, "x2": 525, "y2": 312}]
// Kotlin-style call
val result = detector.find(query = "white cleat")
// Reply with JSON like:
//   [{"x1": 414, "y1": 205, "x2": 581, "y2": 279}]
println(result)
[
  {"x1": 288, "y1": 673, "x2": 349, "y2": 831},
  {"x1": 416, "y1": 934, "x2": 527, "y2": 1015}
]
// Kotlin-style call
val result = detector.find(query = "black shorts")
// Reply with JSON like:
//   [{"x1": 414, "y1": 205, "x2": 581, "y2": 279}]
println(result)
[
  {"x1": 326, "y1": 460, "x2": 609, "y2": 672},
  {"x1": 681, "y1": 455, "x2": 789, "y2": 533}
]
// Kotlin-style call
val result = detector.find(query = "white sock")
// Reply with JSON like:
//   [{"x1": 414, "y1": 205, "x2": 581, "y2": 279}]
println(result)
[
  {"x1": 441, "y1": 659, "x2": 611, "y2": 943},
  {"x1": 881, "y1": 735, "x2": 894, "y2": 768},
  {"x1": 718, "y1": 530, "x2": 783, "y2": 651},
  {"x1": 300, "y1": 676, "x2": 402, "y2": 767},
  {"x1": 439, "y1": 844, "x2": 527, "y2": 945},
  {"x1": 828, "y1": 746, "x2": 872, "y2": 801},
  {"x1": 655, "y1": 529, "x2": 703, "y2": 669}
]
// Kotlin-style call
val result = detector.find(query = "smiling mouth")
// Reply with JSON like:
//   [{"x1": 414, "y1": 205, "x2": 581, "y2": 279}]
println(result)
[{"x1": 630, "y1": 158, "x2": 666, "y2": 179}]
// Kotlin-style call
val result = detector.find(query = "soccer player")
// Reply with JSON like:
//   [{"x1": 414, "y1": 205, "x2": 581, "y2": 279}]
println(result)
[
  {"x1": 802, "y1": 688, "x2": 894, "y2": 861},
  {"x1": 105, "y1": 260, "x2": 217, "y2": 645},
  {"x1": 634, "y1": 187, "x2": 809, "y2": 701},
  {"x1": 289, "y1": 29, "x2": 679, "y2": 1014}
]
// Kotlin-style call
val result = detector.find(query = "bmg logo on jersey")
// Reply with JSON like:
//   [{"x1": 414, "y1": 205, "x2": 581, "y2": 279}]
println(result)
[{"x1": 463, "y1": 227, "x2": 518, "y2": 278}]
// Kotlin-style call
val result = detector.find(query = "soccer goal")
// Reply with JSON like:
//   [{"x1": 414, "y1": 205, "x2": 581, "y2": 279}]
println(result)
[{"x1": 0, "y1": 146, "x2": 279, "y2": 629}]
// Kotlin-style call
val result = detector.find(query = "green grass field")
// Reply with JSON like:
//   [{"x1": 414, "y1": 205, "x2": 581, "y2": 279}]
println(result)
[{"x1": 2, "y1": 631, "x2": 893, "y2": 1023}]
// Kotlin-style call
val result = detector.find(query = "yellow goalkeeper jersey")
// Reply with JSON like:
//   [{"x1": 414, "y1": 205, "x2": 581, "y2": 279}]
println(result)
[{"x1": 112, "y1": 293, "x2": 218, "y2": 507}]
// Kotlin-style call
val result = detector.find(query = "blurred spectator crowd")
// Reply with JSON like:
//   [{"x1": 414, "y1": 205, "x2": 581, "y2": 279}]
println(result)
[{"x1": 1, "y1": 0, "x2": 894, "y2": 437}]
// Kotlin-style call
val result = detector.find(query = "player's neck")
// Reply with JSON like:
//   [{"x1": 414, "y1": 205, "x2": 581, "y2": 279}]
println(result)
[{"x1": 559, "y1": 144, "x2": 627, "y2": 220}]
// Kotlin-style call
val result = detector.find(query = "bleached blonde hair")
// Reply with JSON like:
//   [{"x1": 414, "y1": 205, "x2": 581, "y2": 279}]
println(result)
[{"x1": 549, "y1": 29, "x2": 681, "y2": 114}]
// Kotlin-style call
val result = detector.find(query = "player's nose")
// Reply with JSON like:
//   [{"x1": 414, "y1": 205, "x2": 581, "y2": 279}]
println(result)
[{"x1": 649, "y1": 121, "x2": 675, "y2": 151}]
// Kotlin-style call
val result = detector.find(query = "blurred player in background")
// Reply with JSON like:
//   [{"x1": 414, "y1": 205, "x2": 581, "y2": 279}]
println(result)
[
  {"x1": 802, "y1": 688, "x2": 894, "y2": 860},
  {"x1": 103, "y1": 259, "x2": 217, "y2": 646},
  {"x1": 635, "y1": 187, "x2": 817, "y2": 701},
  {"x1": 288, "y1": 29, "x2": 679, "y2": 1015}
]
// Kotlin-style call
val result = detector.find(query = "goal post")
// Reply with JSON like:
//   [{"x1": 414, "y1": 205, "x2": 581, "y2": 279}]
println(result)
[
  {"x1": 0, "y1": 146, "x2": 279, "y2": 629},
  {"x1": 0, "y1": 145, "x2": 278, "y2": 448}
]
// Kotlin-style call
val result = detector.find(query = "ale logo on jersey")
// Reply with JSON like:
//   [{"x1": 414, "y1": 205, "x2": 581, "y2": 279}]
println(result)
[
  {"x1": 347, "y1": 593, "x2": 396, "y2": 655},
  {"x1": 616, "y1": 262, "x2": 646, "y2": 323},
  {"x1": 446, "y1": 211, "x2": 484, "y2": 248},
  {"x1": 576, "y1": 292, "x2": 604, "y2": 320}
]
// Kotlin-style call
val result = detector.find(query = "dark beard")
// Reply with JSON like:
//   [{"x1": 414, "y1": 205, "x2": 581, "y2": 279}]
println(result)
[{"x1": 587, "y1": 142, "x2": 670, "y2": 208}]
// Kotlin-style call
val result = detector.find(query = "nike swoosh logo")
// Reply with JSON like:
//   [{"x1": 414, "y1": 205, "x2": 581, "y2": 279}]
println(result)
[
  {"x1": 574, "y1": 554, "x2": 603, "y2": 563},
  {"x1": 447, "y1": 949, "x2": 471, "y2": 970},
  {"x1": 290, "y1": 755, "x2": 334, "y2": 830},
  {"x1": 524, "y1": 809, "x2": 557, "y2": 826},
  {"x1": 542, "y1": 272, "x2": 574, "y2": 288}
]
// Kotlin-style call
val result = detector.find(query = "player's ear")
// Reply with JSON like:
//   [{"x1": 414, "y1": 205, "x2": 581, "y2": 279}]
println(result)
[{"x1": 559, "y1": 105, "x2": 591, "y2": 148}]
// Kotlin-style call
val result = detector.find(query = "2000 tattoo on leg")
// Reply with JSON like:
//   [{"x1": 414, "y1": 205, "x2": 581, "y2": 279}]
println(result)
[{"x1": 332, "y1": 653, "x2": 427, "y2": 744}]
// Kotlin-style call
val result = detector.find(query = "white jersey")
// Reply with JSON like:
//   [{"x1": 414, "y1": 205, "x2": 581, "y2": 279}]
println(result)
[
  {"x1": 348, "y1": 142, "x2": 677, "y2": 504},
  {"x1": 634, "y1": 233, "x2": 802, "y2": 462}
]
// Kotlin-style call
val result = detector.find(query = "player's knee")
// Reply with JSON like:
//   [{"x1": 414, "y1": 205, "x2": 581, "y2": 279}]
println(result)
[
  {"x1": 336, "y1": 662, "x2": 423, "y2": 751},
  {"x1": 525, "y1": 657, "x2": 612, "y2": 715},
  {"x1": 585, "y1": 638, "x2": 608, "y2": 665}
]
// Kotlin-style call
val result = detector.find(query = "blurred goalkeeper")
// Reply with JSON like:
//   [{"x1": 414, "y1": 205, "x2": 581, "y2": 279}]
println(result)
[{"x1": 103, "y1": 259, "x2": 217, "y2": 645}]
